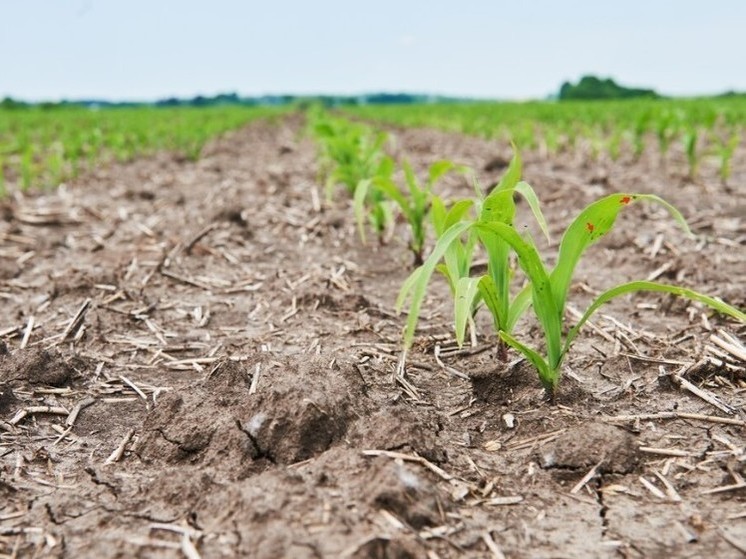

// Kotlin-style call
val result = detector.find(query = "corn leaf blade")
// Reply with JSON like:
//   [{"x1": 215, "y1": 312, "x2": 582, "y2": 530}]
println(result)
[
  {"x1": 455, "y1": 277, "x2": 481, "y2": 347},
  {"x1": 551, "y1": 193, "x2": 692, "y2": 314},
  {"x1": 398, "y1": 221, "x2": 474, "y2": 348},
  {"x1": 499, "y1": 331, "x2": 556, "y2": 390},
  {"x1": 475, "y1": 222, "x2": 563, "y2": 369},
  {"x1": 353, "y1": 179, "x2": 373, "y2": 243},
  {"x1": 564, "y1": 280, "x2": 746, "y2": 357},
  {"x1": 514, "y1": 181, "x2": 550, "y2": 242}
]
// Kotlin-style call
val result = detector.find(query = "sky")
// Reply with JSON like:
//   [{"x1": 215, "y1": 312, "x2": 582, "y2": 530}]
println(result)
[{"x1": 2, "y1": 0, "x2": 745, "y2": 102}]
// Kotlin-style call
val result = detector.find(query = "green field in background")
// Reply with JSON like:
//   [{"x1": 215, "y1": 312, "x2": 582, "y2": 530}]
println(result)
[
  {"x1": 0, "y1": 105, "x2": 286, "y2": 194},
  {"x1": 346, "y1": 97, "x2": 746, "y2": 158}
]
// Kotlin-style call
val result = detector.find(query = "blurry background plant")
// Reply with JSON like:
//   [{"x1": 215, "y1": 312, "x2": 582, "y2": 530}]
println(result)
[
  {"x1": 0, "y1": 105, "x2": 285, "y2": 192},
  {"x1": 345, "y1": 96, "x2": 746, "y2": 175},
  {"x1": 711, "y1": 128, "x2": 740, "y2": 185},
  {"x1": 355, "y1": 159, "x2": 467, "y2": 264},
  {"x1": 308, "y1": 108, "x2": 390, "y2": 200}
]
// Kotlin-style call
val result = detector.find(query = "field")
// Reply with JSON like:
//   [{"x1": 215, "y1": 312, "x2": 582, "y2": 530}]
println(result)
[
  {"x1": 1, "y1": 101, "x2": 745, "y2": 558},
  {"x1": 0, "y1": 105, "x2": 286, "y2": 194}
]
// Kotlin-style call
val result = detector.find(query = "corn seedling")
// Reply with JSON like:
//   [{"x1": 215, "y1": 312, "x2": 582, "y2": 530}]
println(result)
[
  {"x1": 481, "y1": 194, "x2": 743, "y2": 392},
  {"x1": 682, "y1": 127, "x2": 699, "y2": 180},
  {"x1": 656, "y1": 115, "x2": 678, "y2": 167},
  {"x1": 20, "y1": 146, "x2": 34, "y2": 190},
  {"x1": 399, "y1": 187, "x2": 746, "y2": 393},
  {"x1": 607, "y1": 131, "x2": 623, "y2": 162},
  {"x1": 712, "y1": 130, "x2": 740, "y2": 185},
  {"x1": 397, "y1": 151, "x2": 549, "y2": 357},
  {"x1": 355, "y1": 159, "x2": 465, "y2": 264},
  {"x1": 352, "y1": 155, "x2": 396, "y2": 244},
  {"x1": 309, "y1": 110, "x2": 389, "y2": 200}
]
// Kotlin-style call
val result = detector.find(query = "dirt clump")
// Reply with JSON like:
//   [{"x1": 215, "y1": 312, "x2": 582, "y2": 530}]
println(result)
[
  {"x1": 0, "y1": 347, "x2": 79, "y2": 386},
  {"x1": 135, "y1": 355, "x2": 368, "y2": 478},
  {"x1": 538, "y1": 422, "x2": 640, "y2": 474}
]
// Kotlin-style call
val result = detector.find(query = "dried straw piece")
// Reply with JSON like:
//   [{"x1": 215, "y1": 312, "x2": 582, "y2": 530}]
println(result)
[
  {"x1": 639, "y1": 476, "x2": 667, "y2": 499},
  {"x1": 65, "y1": 397, "x2": 96, "y2": 427},
  {"x1": 362, "y1": 449, "x2": 456, "y2": 482},
  {"x1": 639, "y1": 446, "x2": 693, "y2": 458},
  {"x1": 570, "y1": 461, "x2": 603, "y2": 494},
  {"x1": 604, "y1": 411, "x2": 746, "y2": 427},
  {"x1": 249, "y1": 363, "x2": 261, "y2": 395},
  {"x1": 58, "y1": 298, "x2": 92, "y2": 345},
  {"x1": 20, "y1": 316, "x2": 34, "y2": 349},
  {"x1": 104, "y1": 429, "x2": 135, "y2": 465},
  {"x1": 710, "y1": 331, "x2": 746, "y2": 362},
  {"x1": 149, "y1": 524, "x2": 202, "y2": 559},
  {"x1": 10, "y1": 406, "x2": 69, "y2": 425},
  {"x1": 665, "y1": 365, "x2": 735, "y2": 415},
  {"x1": 482, "y1": 532, "x2": 507, "y2": 559}
]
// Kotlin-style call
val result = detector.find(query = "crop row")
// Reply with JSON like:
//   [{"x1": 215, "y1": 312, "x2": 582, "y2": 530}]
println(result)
[
  {"x1": 347, "y1": 97, "x2": 745, "y2": 183},
  {"x1": 0, "y1": 105, "x2": 286, "y2": 195},
  {"x1": 309, "y1": 108, "x2": 745, "y2": 393}
]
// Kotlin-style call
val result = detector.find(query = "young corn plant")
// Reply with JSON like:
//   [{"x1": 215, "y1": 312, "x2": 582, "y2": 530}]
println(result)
[
  {"x1": 310, "y1": 111, "x2": 389, "y2": 200},
  {"x1": 682, "y1": 127, "x2": 699, "y2": 180},
  {"x1": 632, "y1": 113, "x2": 649, "y2": 161},
  {"x1": 429, "y1": 194, "x2": 478, "y2": 290},
  {"x1": 483, "y1": 194, "x2": 744, "y2": 392},
  {"x1": 355, "y1": 159, "x2": 465, "y2": 264},
  {"x1": 656, "y1": 114, "x2": 678, "y2": 169},
  {"x1": 712, "y1": 130, "x2": 740, "y2": 185},
  {"x1": 401, "y1": 191, "x2": 746, "y2": 394},
  {"x1": 352, "y1": 155, "x2": 396, "y2": 245},
  {"x1": 397, "y1": 151, "x2": 549, "y2": 357}
]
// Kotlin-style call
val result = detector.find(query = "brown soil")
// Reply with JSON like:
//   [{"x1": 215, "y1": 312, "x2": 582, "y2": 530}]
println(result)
[{"x1": 1, "y1": 116, "x2": 745, "y2": 558}]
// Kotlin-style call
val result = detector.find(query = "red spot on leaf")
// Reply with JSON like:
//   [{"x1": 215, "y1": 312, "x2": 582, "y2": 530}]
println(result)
[
  {"x1": 620, "y1": 196, "x2": 632, "y2": 205},
  {"x1": 586, "y1": 222, "x2": 595, "y2": 233}
]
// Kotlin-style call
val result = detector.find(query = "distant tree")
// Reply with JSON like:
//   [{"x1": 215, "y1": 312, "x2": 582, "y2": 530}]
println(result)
[
  {"x1": 1, "y1": 97, "x2": 28, "y2": 110},
  {"x1": 559, "y1": 76, "x2": 659, "y2": 101},
  {"x1": 156, "y1": 97, "x2": 182, "y2": 107}
]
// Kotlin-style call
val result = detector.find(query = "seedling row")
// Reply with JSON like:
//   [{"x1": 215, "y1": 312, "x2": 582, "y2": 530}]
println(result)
[
  {"x1": 347, "y1": 98, "x2": 746, "y2": 183},
  {"x1": 309, "y1": 108, "x2": 745, "y2": 393},
  {"x1": 0, "y1": 105, "x2": 286, "y2": 195}
]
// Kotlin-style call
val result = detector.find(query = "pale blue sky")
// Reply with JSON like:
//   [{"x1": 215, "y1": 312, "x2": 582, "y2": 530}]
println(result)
[{"x1": 1, "y1": 0, "x2": 745, "y2": 101}]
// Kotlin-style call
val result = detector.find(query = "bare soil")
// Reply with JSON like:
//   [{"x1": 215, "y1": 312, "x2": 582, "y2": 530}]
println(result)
[{"x1": 1, "y1": 115, "x2": 745, "y2": 558}]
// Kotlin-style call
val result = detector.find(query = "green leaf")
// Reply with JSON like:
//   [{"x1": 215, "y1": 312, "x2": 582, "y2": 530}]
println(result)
[
  {"x1": 376, "y1": 155, "x2": 395, "y2": 179},
  {"x1": 494, "y1": 149, "x2": 522, "y2": 193},
  {"x1": 402, "y1": 160, "x2": 419, "y2": 197},
  {"x1": 506, "y1": 282, "x2": 533, "y2": 332},
  {"x1": 514, "y1": 181, "x2": 550, "y2": 242},
  {"x1": 353, "y1": 179, "x2": 373, "y2": 243},
  {"x1": 499, "y1": 331, "x2": 556, "y2": 390},
  {"x1": 477, "y1": 275, "x2": 502, "y2": 332},
  {"x1": 479, "y1": 151, "x2": 520, "y2": 224},
  {"x1": 454, "y1": 277, "x2": 481, "y2": 347},
  {"x1": 435, "y1": 263, "x2": 455, "y2": 292},
  {"x1": 475, "y1": 222, "x2": 562, "y2": 370},
  {"x1": 476, "y1": 226, "x2": 510, "y2": 328},
  {"x1": 551, "y1": 193, "x2": 692, "y2": 315},
  {"x1": 396, "y1": 266, "x2": 424, "y2": 313},
  {"x1": 563, "y1": 280, "x2": 746, "y2": 358},
  {"x1": 431, "y1": 196, "x2": 448, "y2": 236},
  {"x1": 428, "y1": 160, "x2": 456, "y2": 185},
  {"x1": 374, "y1": 177, "x2": 411, "y2": 221},
  {"x1": 398, "y1": 221, "x2": 474, "y2": 348},
  {"x1": 443, "y1": 199, "x2": 475, "y2": 232}
]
